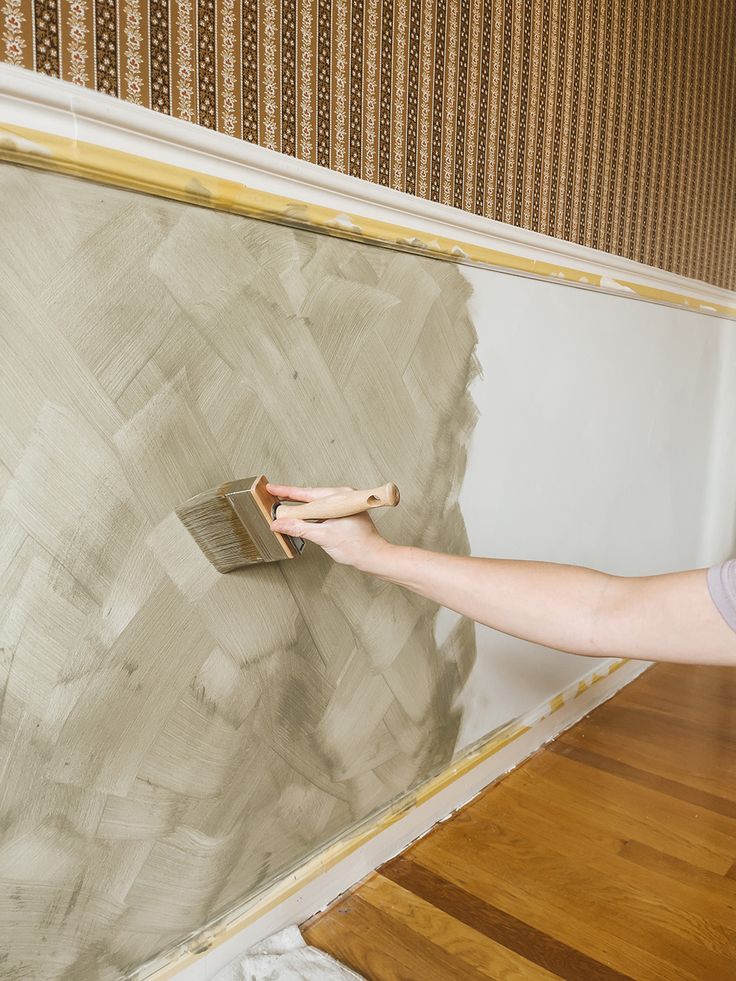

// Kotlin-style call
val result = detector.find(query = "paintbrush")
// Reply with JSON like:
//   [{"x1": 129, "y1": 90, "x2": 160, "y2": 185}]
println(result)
[{"x1": 176, "y1": 475, "x2": 400, "y2": 573}]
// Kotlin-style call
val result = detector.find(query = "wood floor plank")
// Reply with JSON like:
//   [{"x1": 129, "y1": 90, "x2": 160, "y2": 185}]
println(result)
[
  {"x1": 529, "y1": 739, "x2": 736, "y2": 840},
  {"x1": 304, "y1": 890, "x2": 491, "y2": 981},
  {"x1": 629, "y1": 664, "x2": 736, "y2": 706},
  {"x1": 550, "y1": 740, "x2": 736, "y2": 819},
  {"x1": 619, "y1": 676, "x2": 736, "y2": 732},
  {"x1": 558, "y1": 707, "x2": 736, "y2": 802},
  {"x1": 416, "y1": 836, "x2": 732, "y2": 980},
  {"x1": 405, "y1": 845, "x2": 690, "y2": 981},
  {"x1": 618, "y1": 839, "x2": 736, "y2": 904},
  {"x1": 473, "y1": 777, "x2": 736, "y2": 903},
  {"x1": 381, "y1": 856, "x2": 631, "y2": 980},
  {"x1": 593, "y1": 701, "x2": 736, "y2": 754},
  {"x1": 358, "y1": 873, "x2": 561, "y2": 980},
  {"x1": 303, "y1": 664, "x2": 736, "y2": 980},
  {"x1": 459, "y1": 784, "x2": 736, "y2": 939},
  {"x1": 506, "y1": 751, "x2": 736, "y2": 873},
  {"x1": 303, "y1": 914, "x2": 416, "y2": 981}
]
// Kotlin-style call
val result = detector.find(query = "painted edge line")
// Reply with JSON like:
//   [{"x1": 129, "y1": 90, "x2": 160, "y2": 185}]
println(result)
[{"x1": 132, "y1": 656, "x2": 644, "y2": 981}]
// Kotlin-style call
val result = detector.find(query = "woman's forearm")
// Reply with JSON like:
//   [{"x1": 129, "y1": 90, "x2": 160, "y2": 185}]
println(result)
[
  {"x1": 360, "y1": 545, "x2": 617, "y2": 657},
  {"x1": 357, "y1": 544, "x2": 734, "y2": 665},
  {"x1": 267, "y1": 484, "x2": 736, "y2": 666}
]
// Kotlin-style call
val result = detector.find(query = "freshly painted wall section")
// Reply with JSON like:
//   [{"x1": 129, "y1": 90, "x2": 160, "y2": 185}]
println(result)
[
  {"x1": 1, "y1": 1, "x2": 734, "y2": 290},
  {"x1": 0, "y1": 161, "x2": 480, "y2": 979}
]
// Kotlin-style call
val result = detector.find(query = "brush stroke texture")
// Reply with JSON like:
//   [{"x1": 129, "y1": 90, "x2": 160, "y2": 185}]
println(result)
[{"x1": 0, "y1": 162, "x2": 479, "y2": 979}]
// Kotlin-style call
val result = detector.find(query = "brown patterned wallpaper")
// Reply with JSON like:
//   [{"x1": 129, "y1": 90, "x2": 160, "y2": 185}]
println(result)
[{"x1": 1, "y1": 0, "x2": 734, "y2": 290}]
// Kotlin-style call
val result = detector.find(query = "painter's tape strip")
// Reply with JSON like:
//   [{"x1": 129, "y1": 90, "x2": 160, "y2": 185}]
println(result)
[{"x1": 1, "y1": 122, "x2": 735, "y2": 320}]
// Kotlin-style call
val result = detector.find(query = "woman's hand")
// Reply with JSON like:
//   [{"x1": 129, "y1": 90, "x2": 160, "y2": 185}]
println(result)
[{"x1": 267, "y1": 483, "x2": 391, "y2": 570}]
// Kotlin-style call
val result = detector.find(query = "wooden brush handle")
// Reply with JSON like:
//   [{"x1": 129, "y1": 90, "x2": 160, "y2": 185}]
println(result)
[{"x1": 275, "y1": 483, "x2": 400, "y2": 521}]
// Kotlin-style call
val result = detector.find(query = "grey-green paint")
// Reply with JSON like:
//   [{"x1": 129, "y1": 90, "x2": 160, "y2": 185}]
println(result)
[{"x1": 0, "y1": 163, "x2": 479, "y2": 978}]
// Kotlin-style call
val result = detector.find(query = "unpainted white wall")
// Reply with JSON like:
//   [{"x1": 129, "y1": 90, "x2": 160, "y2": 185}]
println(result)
[{"x1": 454, "y1": 268, "x2": 736, "y2": 748}]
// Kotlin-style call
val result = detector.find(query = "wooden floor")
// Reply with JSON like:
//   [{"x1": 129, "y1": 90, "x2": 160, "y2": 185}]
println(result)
[{"x1": 303, "y1": 663, "x2": 736, "y2": 980}]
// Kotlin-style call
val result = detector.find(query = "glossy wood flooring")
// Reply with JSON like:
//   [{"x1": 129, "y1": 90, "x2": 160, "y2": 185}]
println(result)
[{"x1": 303, "y1": 663, "x2": 736, "y2": 980}]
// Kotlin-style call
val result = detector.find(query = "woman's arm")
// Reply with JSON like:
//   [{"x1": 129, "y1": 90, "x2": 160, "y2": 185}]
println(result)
[{"x1": 268, "y1": 483, "x2": 736, "y2": 666}]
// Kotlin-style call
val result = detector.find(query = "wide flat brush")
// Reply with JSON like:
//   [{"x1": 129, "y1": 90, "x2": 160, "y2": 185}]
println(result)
[{"x1": 176, "y1": 475, "x2": 400, "y2": 573}]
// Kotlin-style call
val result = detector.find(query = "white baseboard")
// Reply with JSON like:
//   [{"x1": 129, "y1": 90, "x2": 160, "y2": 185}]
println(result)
[{"x1": 132, "y1": 657, "x2": 649, "y2": 981}]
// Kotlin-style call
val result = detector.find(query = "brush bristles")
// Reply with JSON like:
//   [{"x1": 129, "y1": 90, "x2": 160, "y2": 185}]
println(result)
[{"x1": 176, "y1": 492, "x2": 262, "y2": 573}]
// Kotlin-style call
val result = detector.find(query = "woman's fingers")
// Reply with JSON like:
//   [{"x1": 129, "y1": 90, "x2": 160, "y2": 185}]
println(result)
[
  {"x1": 266, "y1": 482, "x2": 352, "y2": 502},
  {"x1": 270, "y1": 512, "x2": 385, "y2": 568},
  {"x1": 265, "y1": 483, "x2": 318, "y2": 502},
  {"x1": 270, "y1": 517, "x2": 323, "y2": 541}
]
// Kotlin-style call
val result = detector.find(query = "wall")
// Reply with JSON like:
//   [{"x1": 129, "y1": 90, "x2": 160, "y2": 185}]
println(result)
[
  {"x1": 1, "y1": 154, "x2": 734, "y2": 980},
  {"x1": 1, "y1": 0, "x2": 734, "y2": 290}
]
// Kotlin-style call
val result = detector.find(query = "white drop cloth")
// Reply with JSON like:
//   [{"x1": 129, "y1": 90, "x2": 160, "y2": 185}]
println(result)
[{"x1": 210, "y1": 925, "x2": 366, "y2": 981}]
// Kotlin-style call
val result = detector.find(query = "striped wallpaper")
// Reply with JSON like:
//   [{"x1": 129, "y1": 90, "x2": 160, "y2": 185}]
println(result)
[{"x1": 1, "y1": 0, "x2": 735, "y2": 290}]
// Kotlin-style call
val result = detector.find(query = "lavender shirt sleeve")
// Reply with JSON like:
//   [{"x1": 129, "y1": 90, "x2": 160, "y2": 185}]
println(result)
[{"x1": 707, "y1": 560, "x2": 736, "y2": 632}]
